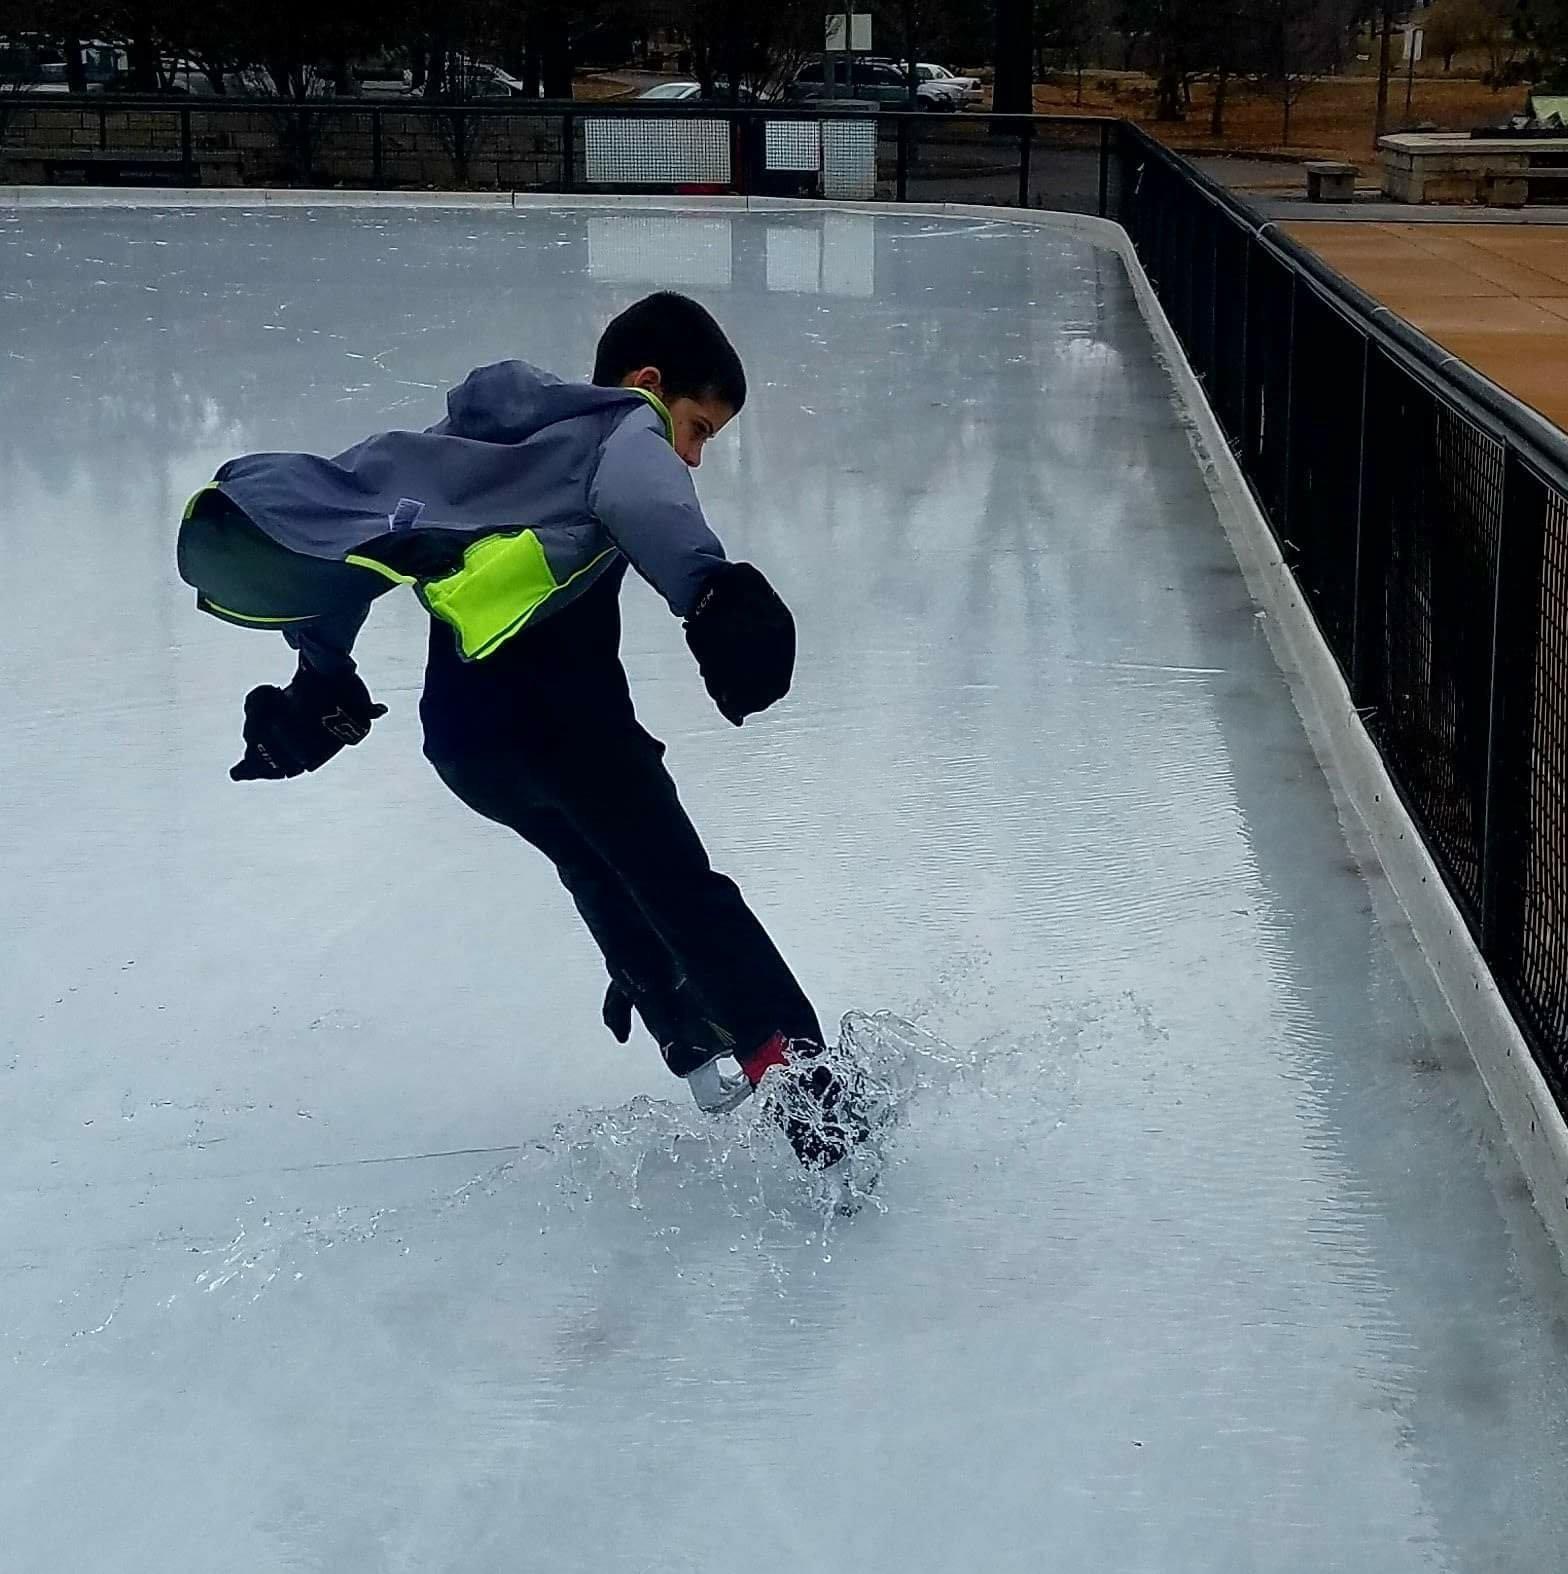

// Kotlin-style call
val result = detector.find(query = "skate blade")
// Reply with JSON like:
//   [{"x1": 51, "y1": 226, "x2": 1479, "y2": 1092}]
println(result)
[{"x1": 684, "y1": 1057, "x2": 755, "y2": 1115}]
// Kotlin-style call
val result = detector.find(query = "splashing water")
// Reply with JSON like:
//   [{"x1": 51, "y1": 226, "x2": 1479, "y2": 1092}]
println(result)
[{"x1": 13, "y1": 1001, "x2": 1102, "y2": 1369}]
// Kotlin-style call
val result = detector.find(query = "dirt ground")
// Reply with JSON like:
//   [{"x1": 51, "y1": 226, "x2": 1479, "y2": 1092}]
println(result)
[{"x1": 1031, "y1": 71, "x2": 1530, "y2": 169}]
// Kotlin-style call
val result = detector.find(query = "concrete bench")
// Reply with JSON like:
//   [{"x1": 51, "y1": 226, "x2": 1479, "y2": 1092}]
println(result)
[
  {"x1": 1524, "y1": 167, "x2": 1568, "y2": 201},
  {"x1": 1383, "y1": 132, "x2": 1568, "y2": 204},
  {"x1": 1306, "y1": 161, "x2": 1357, "y2": 202}
]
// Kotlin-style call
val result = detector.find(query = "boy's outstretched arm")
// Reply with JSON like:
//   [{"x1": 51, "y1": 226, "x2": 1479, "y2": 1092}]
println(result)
[
  {"x1": 590, "y1": 417, "x2": 795, "y2": 725},
  {"x1": 282, "y1": 603, "x2": 372, "y2": 677},
  {"x1": 230, "y1": 605, "x2": 386, "y2": 782}
]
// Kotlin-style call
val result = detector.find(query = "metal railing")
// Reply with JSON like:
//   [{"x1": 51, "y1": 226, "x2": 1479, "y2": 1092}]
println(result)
[
  {"x1": 0, "y1": 94, "x2": 1118, "y2": 214},
  {"x1": 1116, "y1": 123, "x2": 1568, "y2": 1119}
]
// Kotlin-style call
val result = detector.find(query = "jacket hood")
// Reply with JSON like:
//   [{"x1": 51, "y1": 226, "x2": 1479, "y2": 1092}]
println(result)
[{"x1": 440, "y1": 359, "x2": 640, "y2": 445}]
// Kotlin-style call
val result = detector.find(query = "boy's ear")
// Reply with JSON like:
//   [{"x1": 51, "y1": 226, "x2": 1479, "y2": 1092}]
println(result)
[{"x1": 624, "y1": 366, "x2": 664, "y2": 395}]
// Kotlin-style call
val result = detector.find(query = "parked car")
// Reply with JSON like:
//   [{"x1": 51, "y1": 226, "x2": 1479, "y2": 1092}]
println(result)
[
  {"x1": 917, "y1": 63, "x2": 982, "y2": 106},
  {"x1": 786, "y1": 57, "x2": 955, "y2": 111},
  {"x1": 635, "y1": 80, "x2": 767, "y2": 104}
]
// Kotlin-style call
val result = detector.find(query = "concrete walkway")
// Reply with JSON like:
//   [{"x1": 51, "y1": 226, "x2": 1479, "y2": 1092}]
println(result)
[{"x1": 1284, "y1": 219, "x2": 1568, "y2": 429}]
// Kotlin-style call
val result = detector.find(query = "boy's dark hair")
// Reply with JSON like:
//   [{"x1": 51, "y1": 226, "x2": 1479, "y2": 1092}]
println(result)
[{"x1": 592, "y1": 291, "x2": 746, "y2": 412}]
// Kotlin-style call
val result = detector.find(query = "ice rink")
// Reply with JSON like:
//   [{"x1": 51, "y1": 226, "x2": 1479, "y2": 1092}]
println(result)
[{"x1": 4, "y1": 202, "x2": 1568, "y2": 1572}]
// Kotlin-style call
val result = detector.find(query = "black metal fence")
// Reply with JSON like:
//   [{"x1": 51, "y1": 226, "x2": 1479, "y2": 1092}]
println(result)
[
  {"x1": 0, "y1": 94, "x2": 1119, "y2": 214},
  {"x1": 1117, "y1": 123, "x2": 1568, "y2": 1118}
]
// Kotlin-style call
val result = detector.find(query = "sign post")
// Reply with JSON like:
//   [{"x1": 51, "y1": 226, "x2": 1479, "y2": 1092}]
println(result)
[{"x1": 824, "y1": 12, "x2": 872, "y2": 98}]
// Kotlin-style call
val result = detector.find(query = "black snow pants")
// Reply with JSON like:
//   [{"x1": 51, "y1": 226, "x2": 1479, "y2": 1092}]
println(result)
[{"x1": 427, "y1": 725, "x2": 823, "y2": 1071}]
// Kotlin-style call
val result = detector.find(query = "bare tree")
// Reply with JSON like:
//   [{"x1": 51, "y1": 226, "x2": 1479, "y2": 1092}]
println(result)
[
  {"x1": 993, "y1": 0, "x2": 1035, "y2": 112},
  {"x1": 1423, "y1": 0, "x2": 1486, "y2": 70},
  {"x1": 670, "y1": 0, "x2": 816, "y2": 100},
  {"x1": 1037, "y1": 0, "x2": 1109, "y2": 104},
  {"x1": 1476, "y1": 0, "x2": 1521, "y2": 84},
  {"x1": 1248, "y1": 0, "x2": 1345, "y2": 144}
]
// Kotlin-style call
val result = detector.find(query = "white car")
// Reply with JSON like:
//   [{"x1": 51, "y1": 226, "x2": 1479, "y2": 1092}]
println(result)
[
  {"x1": 917, "y1": 63, "x2": 982, "y2": 106},
  {"x1": 635, "y1": 80, "x2": 767, "y2": 104}
]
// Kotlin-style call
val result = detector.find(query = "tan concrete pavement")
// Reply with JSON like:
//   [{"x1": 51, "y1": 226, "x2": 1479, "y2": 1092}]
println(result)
[{"x1": 1283, "y1": 222, "x2": 1568, "y2": 431}]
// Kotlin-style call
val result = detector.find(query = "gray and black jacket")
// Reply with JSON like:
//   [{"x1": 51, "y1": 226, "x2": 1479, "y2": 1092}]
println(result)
[{"x1": 178, "y1": 360, "x2": 727, "y2": 675}]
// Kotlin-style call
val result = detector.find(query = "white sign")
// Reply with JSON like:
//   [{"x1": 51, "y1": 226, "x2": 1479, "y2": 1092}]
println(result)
[
  {"x1": 824, "y1": 13, "x2": 872, "y2": 52},
  {"x1": 1402, "y1": 25, "x2": 1424, "y2": 63}
]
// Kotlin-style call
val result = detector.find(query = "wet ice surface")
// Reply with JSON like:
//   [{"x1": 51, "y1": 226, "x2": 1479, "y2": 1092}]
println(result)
[{"x1": 3, "y1": 205, "x2": 1568, "y2": 1571}]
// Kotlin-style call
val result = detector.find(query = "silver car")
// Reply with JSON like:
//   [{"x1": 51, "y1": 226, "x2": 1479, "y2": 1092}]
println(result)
[
  {"x1": 917, "y1": 64, "x2": 982, "y2": 106},
  {"x1": 787, "y1": 58, "x2": 956, "y2": 111}
]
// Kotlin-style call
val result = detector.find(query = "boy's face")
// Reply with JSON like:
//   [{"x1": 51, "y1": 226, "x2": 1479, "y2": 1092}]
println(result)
[{"x1": 622, "y1": 367, "x2": 735, "y2": 469}]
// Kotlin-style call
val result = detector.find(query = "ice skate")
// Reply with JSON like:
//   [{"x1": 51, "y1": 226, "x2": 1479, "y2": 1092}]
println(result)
[{"x1": 740, "y1": 1032, "x2": 879, "y2": 1170}]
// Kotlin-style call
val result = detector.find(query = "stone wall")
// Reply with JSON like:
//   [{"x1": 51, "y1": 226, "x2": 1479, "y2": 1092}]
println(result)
[{"x1": 0, "y1": 101, "x2": 568, "y2": 189}]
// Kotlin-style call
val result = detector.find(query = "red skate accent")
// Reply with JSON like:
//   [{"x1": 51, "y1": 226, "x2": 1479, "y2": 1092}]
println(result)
[{"x1": 739, "y1": 1031, "x2": 791, "y2": 1086}]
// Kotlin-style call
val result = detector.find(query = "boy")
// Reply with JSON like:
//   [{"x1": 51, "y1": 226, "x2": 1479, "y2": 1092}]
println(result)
[{"x1": 178, "y1": 292, "x2": 858, "y2": 1167}]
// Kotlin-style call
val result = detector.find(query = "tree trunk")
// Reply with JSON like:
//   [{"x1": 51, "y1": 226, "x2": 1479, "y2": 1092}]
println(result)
[
  {"x1": 64, "y1": 38, "x2": 87, "y2": 95},
  {"x1": 129, "y1": 32, "x2": 158, "y2": 93},
  {"x1": 423, "y1": 33, "x2": 448, "y2": 102},
  {"x1": 521, "y1": 26, "x2": 542, "y2": 99},
  {"x1": 992, "y1": 0, "x2": 1034, "y2": 114},
  {"x1": 539, "y1": 7, "x2": 573, "y2": 100},
  {"x1": 722, "y1": 13, "x2": 744, "y2": 104},
  {"x1": 1282, "y1": 86, "x2": 1292, "y2": 145},
  {"x1": 1155, "y1": 55, "x2": 1183, "y2": 120},
  {"x1": 905, "y1": 1, "x2": 920, "y2": 108},
  {"x1": 1374, "y1": 4, "x2": 1393, "y2": 140},
  {"x1": 1210, "y1": 68, "x2": 1228, "y2": 136}
]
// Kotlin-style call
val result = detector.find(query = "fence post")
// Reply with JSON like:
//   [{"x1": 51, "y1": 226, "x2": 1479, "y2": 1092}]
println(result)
[
  {"x1": 97, "y1": 102, "x2": 107, "y2": 150},
  {"x1": 452, "y1": 106, "x2": 468, "y2": 184},
  {"x1": 372, "y1": 106, "x2": 383, "y2": 186},
  {"x1": 1348, "y1": 334, "x2": 1376, "y2": 702},
  {"x1": 1017, "y1": 120, "x2": 1032, "y2": 208},
  {"x1": 1098, "y1": 121, "x2": 1110, "y2": 217},
  {"x1": 1236, "y1": 228, "x2": 1251, "y2": 450},
  {"x1": 1204, "y1": 197, "x2": 1220, "y2": 377},
  {"x1": 1241, "y1": 234, "x2": 1259, "y2": 469},
  {"x1": 1480, "y1": 448, "x2": 1547, "y2": 966},
  {"x1": 561, "y1": 110, "x2": 576, "y2": 192},
  {"x1": 1279, "y1": 271, "x2": 1299, "y2": 537},
  {"x1": 180, "y1": 104, "x2": 192, "y2": 183},
  {"x1": 896, "y1": 113, "x2": 909, "y2": 203}
]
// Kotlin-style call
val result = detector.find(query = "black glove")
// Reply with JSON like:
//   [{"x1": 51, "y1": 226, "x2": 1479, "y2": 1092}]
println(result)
[
  {"x1": 683, "y1": 562, "x2": 795, "y2": 727},
  {"x1": 230, "y1": 664, "x2": 387, "y2": 782}
]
